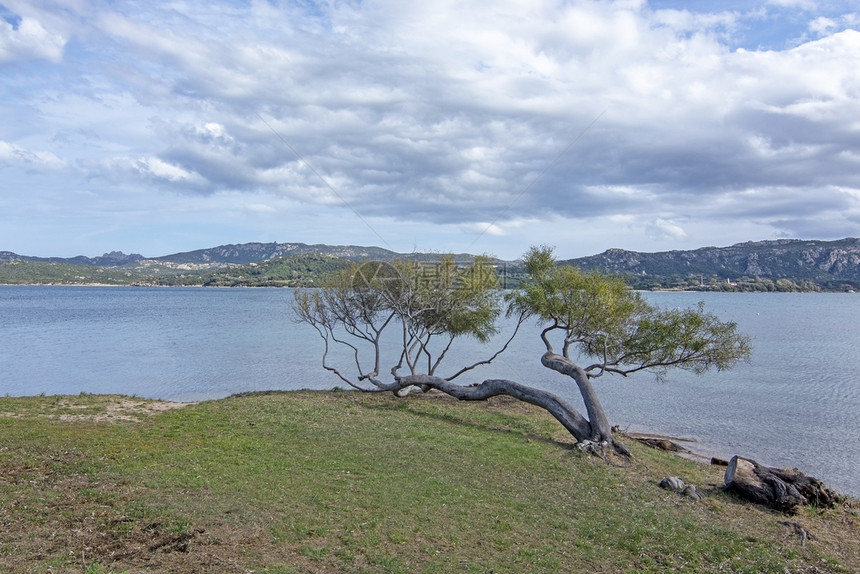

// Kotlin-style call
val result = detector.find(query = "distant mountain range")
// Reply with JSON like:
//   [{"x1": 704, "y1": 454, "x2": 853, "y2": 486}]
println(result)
[
  {"x1": 2, "y1": 238, "x2": 860, "y2": 290},
  {"x1": 566, "y1": 238, "x2": 860, "y2": 289},
  {"x1": 0, "y1": 243, "x2": 392, "y2": 267},
  {"x1": 0, "y1": 250, "x2": 147, "y2": 267},
  {"x1": 0, "y1": 242, "x2": 477, "y2": 267}
]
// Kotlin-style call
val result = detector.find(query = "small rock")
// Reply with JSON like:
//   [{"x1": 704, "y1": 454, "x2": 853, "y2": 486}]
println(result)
[
  {"x1": 659, "y1": 477, "x2": 686, "y2": 491},
  {"x1": 682, "y1": 485, "x2": 705, "y2": 500},
  {"x1": 780, "y1": 520, "x2": 816, "y2": 547},
  {"x1": 576, "y1": 440, "x2": 600, "y2": 454}
]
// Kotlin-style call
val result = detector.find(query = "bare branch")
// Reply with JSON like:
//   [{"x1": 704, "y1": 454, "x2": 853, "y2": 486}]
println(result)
[{"x1": 445, "y1": 310, "x2": 527, "y2": 381}]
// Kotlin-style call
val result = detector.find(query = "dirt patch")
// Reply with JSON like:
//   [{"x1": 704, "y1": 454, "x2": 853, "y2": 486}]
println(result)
[
  {"x1": 56, "y1": 397, "x2": 196, "y2": 422},
  {"x1": 0, "y1": 396, "x2": 196, "y2": 423}
]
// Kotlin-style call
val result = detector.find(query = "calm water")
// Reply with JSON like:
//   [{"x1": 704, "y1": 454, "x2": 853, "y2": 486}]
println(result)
[{"x1": 1, "y1": 286, "x2": 858, "y2": 496}]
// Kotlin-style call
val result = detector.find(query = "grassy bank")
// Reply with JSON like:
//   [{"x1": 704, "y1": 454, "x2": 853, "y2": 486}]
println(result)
[{"x1": 1, "y1": 391, "x2": 857, "y2": 573}]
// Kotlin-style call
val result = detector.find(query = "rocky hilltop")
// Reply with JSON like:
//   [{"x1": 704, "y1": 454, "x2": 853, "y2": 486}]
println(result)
[
  {"x1": 153, "y1": 242, "x2": 400, "y2": 265},
  {"x1": 0, "y1": 242, "x2": 478, "y2": 268},
  {"x1": 567, "y1": 238, "x2": 860, "y2": 289},
  {"x1": 0, "y1": 250, "x2": 145, "y2": 266}
]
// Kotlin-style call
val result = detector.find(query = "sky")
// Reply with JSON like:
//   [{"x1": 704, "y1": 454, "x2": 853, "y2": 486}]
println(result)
[{"x1": 1, "y1": 0, "x2": 859, "y2": 260}]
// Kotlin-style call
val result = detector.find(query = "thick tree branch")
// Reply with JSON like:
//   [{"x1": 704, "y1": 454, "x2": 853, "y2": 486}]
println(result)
[
  {"x1": 540, "y1": 352, "x2": 613, "y2": 442},
  {"x1": 397, "y1": 374, "x2": 594, "y2": 442}
]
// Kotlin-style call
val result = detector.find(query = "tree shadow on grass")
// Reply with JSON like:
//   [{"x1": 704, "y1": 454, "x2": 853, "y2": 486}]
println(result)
[
  {"x1": 225, "y1": 389, "x2": 576, "y2": 450},
  {"x1": 357, "y1": 392, "x2": 576, "y2": 451}
]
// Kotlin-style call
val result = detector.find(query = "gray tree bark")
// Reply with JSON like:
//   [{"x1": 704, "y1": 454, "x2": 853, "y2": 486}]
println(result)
[
  {"x1": 396, "y1": 374, "x2": 629, "y2": 455},
  {"x1": 540, "y1": 352, "x2": 614, "y2": 442},
  {"x1": 398, "y1": 374, "x2": 592, "y2": 438},
  {"x1": 724, "y1": 456, "x2": 839, "y2": 512}
]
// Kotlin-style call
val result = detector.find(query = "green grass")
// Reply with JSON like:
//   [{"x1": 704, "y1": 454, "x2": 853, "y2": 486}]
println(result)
[{"x1": 1, "y1": 391, "x2": 857, "y2": 573}]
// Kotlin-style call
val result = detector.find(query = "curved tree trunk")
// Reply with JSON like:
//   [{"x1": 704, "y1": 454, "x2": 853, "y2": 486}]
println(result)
[
  {"x1": 540, "y1": 352, "x2": 613, "y2": 442},
  {"x1": 398, "y1": 374, "x2": 594, "y2": 442}
]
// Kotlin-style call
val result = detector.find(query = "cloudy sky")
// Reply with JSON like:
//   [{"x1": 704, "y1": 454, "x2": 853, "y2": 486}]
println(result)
[{"x1": 1, "y1": 0, "x2": 859, "y2": 260}]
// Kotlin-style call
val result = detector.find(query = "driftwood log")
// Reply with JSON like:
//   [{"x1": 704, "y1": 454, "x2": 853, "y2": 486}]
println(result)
[
  {"x1": 635, "y1": 437, "x2": 686, "y2": 452},
  {"x1": 724, "y1": 456, "x2": 838, "y2": 512}
]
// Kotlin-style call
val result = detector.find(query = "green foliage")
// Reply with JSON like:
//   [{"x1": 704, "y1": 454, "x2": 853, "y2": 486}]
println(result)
[
  {"x1": 510, "y1": 246, "x2": 752, "y2": 378},
  {"x1": 392, "y1": 255, "x2": 502, "y2": 342},
  {"x1": 622, "y1": 302, "x2": 753, "y2": 377},
  {"x1": 512, "y1": 249, "x2": 643, "y2": 342},
  {"x1": 521, "y1": 244, "x2": 556, "y2": 277}
]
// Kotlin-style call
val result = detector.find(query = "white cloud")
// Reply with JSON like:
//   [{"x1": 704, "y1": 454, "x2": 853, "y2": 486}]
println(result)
[
  {"x1": 0, "y1": 15, "x2": 66, "y2": 64},
  {"x1": 2, "y1": 0, "x2": 860, "y2": 258},
  {"x1": 809, "y1": 16, "x2": 838, "y2": 35},
  {"x1": 95, "y1": 156, "x2": 205, "y2": 186},
  {"x1": 648, "y1": 218, "x2": 687, "y2": 241},
  {"x1": 136, "y1": 157, "x2": 204, "y2": 183},
  {"x1": 808, "y1": 12, "x2": 860, "y2": 37},
  {"x1": 0, "y1": 140, "x2": 66, "y2": 170}
]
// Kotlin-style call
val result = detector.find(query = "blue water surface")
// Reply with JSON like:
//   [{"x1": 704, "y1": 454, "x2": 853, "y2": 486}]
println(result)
[{"x1": 1, "y1": 286, "x2": 858, "y2": 496}]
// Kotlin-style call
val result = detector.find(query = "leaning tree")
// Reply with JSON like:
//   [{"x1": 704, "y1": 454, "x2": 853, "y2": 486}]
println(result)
[
  {"x1": 508, "y1": 246, "x2": 752, "y2": 453},
  {"x1": 293, "y1": 248, "x2": 751, "y2": 454}
]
